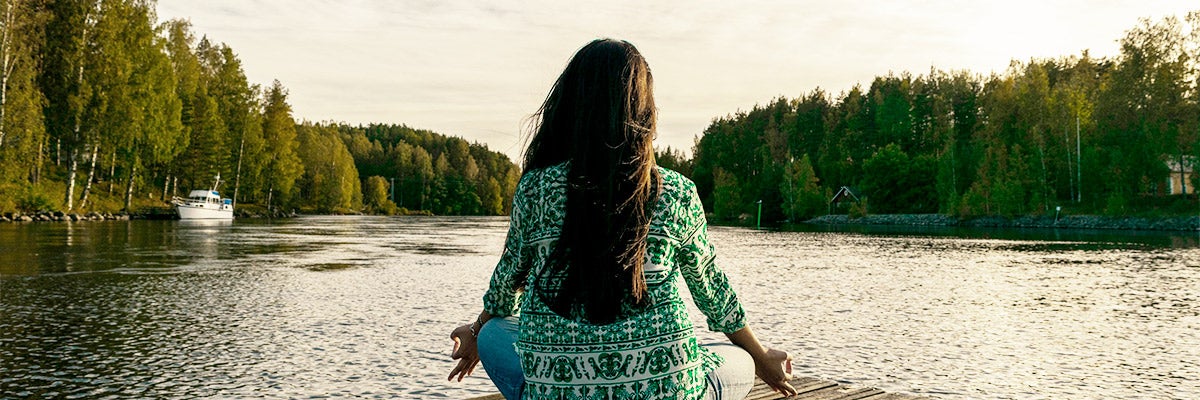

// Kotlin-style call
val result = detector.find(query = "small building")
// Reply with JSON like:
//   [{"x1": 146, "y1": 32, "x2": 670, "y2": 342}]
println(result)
[
  {"x1": 828, "y1": 186, "x2": 861, "y2": 214},
  {"x1": 1166, "y1": 156, "x2": 1195, "y2": 195}
]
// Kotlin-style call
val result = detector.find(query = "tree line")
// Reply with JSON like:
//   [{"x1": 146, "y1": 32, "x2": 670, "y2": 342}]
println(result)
[
  {"x1": 0, "y1": 0, "x2": 518, "y2": 216},
  {"x1": 689, "y1": 11, "x2": 1200, "y2": 222},
  {"x1": 331, "y1": 123, "x2": 520, "y2": 216}
]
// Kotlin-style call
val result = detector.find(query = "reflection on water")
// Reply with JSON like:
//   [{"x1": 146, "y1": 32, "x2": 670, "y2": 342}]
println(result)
[
  {"x1": 1, "y1": 217, "x2": 1198, "y2": 398},
  {"x1": 700, "y1": 229, "x2": 1199, "y2": 399}
]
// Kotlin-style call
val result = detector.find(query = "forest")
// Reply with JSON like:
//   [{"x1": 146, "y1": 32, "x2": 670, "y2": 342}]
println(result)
[
  {"x1": 688, "y1": 11, "x2": 1200, "y2": 223},
  {"x1": 4, "y1": 2, "x2": 1198, "y2": 221},
  {"x1": 0, "y1": 0, "x2": 519, "y2": 216}
]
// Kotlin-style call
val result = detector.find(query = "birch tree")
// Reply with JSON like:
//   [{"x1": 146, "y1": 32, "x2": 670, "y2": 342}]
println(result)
[
  {"x1": 41, "y1": 0, "x2": 96, "y2": 210},
  {"x1": 0, "y1": 0, "x2": 46, "y2": 183}
]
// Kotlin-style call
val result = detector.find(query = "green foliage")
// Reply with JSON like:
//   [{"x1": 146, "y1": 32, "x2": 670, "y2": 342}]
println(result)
[
  {"x1": 480, "y1": 178, "x2": 504, "y2": 215},
  {"x1": 655, "y1": 146, "x2": 692, "y2": 177},
  {"x1": 859, "y1": 144, "x2": 907, "y2": 213},
  {"x1": 690, "y1": 12, "x2": 1200, "y2": 222},
  {"x1": 7, "y1": 5, "x2": 1200, "y2": 220},
  {"x1": 712, "y1": 167, "x2": 742, "y2": 220},
  {"x1": 261, "y1": 81, "x2": 304, "y2": 208},
  {"x1": 780, "y1": 155, "x2": 825, "y2": 220},
  {"x1": 957, "y1": 185, "x2": 986, "y2": 217},
  {"x1": 856, "y1": 144, "x2": 938, "y2": 214},
  {"x1": 848, "y1": 197, "x2": 868, "y2": 219},
  {"x1": 0, "y1": 0, "x2": 47, "y2": 184},
  {"x1": 693, "y1": 97, "x2": 822, "y2": 221},
  {"x1": 362, "y1": 175, "x2": 397, "y2": 215},
  {"x1": 1, "y1": 5, "x2": 519, "y2": 217},
  {"x1": 992, "y1": 179, "x2": 1027, "y2": 217},
  {"x1": 429, "y1": 175, "x2": 480, "y2": 215},
  {"x1": 905, "y1": 155, "x2": 939, "y2": 212},
  {"x1": 936, "y1": 143, "x2": 962, "y2": 214},
  {"x1": 1104, "y1": 192, "x2": 1130, "y2": 216},
  {"x1": 17, "y1": 185, "x2": 56, "y2": 213},
  {"x1": 331, "y1": 123, "x2": 517, "y2": 216},
  {"x1": 296, "y1": 123, "x2": 361, "y2": 213}
]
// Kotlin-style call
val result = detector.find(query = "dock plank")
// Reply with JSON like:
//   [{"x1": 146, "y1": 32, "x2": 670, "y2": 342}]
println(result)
[
  {"x1": 746, "y1": 377, "x2": 834, "y2": 400},
  {"x1": 465, "y1": 376, "x2": 932, "y2": 399},
  {"x1": 790, "y1": 385, "x2": 885, "y2": 400}
]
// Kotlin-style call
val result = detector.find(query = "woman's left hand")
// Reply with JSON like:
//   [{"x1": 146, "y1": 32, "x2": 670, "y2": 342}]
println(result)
[{"x1": 447, "y1": 323, "x2": 480, "y2": 381}]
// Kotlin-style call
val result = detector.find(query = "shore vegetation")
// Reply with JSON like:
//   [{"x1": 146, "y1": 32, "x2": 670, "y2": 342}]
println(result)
[
  {"x1": 687, "y1": 11, "x2": 1200, "y2": 224},
  {"x1": 0, "y1": 0, "x2": 519, "y2": 217}
]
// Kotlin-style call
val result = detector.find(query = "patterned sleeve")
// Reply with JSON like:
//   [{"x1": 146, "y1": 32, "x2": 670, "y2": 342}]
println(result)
[
  {"x1": 675, "y1": 181, "x2": 747, "y2": 333},
  {"x1": 482, "y1": 173, "x2": 530, "y2": 317}
]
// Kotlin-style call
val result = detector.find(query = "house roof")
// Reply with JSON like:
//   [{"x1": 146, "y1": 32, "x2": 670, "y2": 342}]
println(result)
[{"x1": 830, "y1": 186, "x2": 860, "y2": 204}]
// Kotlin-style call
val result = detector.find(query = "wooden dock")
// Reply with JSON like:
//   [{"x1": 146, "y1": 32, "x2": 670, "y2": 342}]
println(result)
[{"x1": 467, "y1": 376, "x2": 933, "y2": 399}]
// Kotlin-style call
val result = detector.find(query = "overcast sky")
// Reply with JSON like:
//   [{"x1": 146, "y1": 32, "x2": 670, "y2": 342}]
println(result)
[{"x1": 156, "y1": 1, "x2": 1198, "y2": 161}]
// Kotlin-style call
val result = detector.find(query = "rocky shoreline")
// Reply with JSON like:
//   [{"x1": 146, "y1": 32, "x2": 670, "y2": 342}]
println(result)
[
  {"x1": 807, "y1": 214, "x2": 1200, "y2": 231},
  {"x1": 1, "y1": 209, "x2": 297, "y2": 222},
  {"x1": 233, "y1": 209, "x2": 299, "y2": 219},
  {"x1": 2, "y1": 211, "x2": 131, "y2": 222}
]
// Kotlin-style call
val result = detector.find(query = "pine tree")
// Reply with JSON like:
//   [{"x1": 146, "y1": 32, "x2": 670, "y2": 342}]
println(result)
[{"x1": 260, "y1": 80, "x2": 303, "y2": 210}]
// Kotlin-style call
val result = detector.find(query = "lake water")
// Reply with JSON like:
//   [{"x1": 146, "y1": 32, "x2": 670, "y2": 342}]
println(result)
[{"x1": 1, "y1": 216, "x2": 1197, "y2": 399}]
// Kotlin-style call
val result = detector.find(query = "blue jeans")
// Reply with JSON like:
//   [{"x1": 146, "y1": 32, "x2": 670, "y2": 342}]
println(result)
[
  {"x1": 477, "y1": 317, "x2": 755, "y2": 400},
  {"x1": 477, "y1": 317, "x2": 525, "y2": 399}
]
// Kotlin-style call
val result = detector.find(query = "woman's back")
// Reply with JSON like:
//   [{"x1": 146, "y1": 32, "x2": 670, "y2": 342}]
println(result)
[
  {"x1": 450, "y1": 38, "x2": 795, "y2": 400},
  {"x1": 483, "y1": 163, "x2": 746, "y2": 399}
]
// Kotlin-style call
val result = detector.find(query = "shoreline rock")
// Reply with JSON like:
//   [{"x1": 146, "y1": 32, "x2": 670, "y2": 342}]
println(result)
[
  {"x1": 1, "y1": 211, "x2": 129, "y2": 222},
  {"x1": 807, "y1": 213, "x2": 1200, "y2": 232},
  {"x1": 233, "y1": 209, "x2": 298, "y2": 219},
  {"x1": 1, "y1": 208, "x2": 304, "y2": 223}
]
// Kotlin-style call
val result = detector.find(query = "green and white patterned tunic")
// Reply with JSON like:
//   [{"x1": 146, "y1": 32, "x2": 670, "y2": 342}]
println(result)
[{"x1": 483, "y1": 163, "x2": 747, "y2": 400}]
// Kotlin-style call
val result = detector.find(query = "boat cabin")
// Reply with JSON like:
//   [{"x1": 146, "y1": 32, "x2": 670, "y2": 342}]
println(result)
[{"x1": 185, "y1": 190, "x2": 227, "y2": 206}]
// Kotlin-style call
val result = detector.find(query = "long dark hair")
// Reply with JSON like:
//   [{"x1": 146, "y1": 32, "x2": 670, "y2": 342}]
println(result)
[{"x1": 523, "y1": 39, "x2": 661, "y2": 324}]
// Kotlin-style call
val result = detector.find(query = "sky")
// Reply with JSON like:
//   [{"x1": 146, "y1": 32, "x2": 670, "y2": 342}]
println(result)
[{"x1": 156, "y1": 0, "x2": 1199, "y2": 162}]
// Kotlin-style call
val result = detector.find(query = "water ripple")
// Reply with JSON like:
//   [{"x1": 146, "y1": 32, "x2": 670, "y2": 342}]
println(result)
[{"x1": 1, "y1": 217, "x2": 1197, "y2": 398}]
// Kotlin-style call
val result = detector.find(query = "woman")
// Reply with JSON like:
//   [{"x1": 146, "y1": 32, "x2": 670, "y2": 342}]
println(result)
[{"x1": 448, "y1": 39, "x2": 796, "y2": 400}]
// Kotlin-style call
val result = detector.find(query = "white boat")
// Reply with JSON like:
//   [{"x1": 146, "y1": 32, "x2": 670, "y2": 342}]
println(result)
[{"x1": 173, "y1": 175, "x2": 234, "y2": 220}]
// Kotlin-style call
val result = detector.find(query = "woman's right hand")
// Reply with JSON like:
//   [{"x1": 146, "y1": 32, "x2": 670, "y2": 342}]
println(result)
[
  {"x1": 752, "y1": 347, "x2": 796, "y2": 396},
  {"x1": 725, "y1": 327, "x2": 797, "y2": 396},
  {"x1": 447, "y1": 323, "x2": 480, "y2": 382}
]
